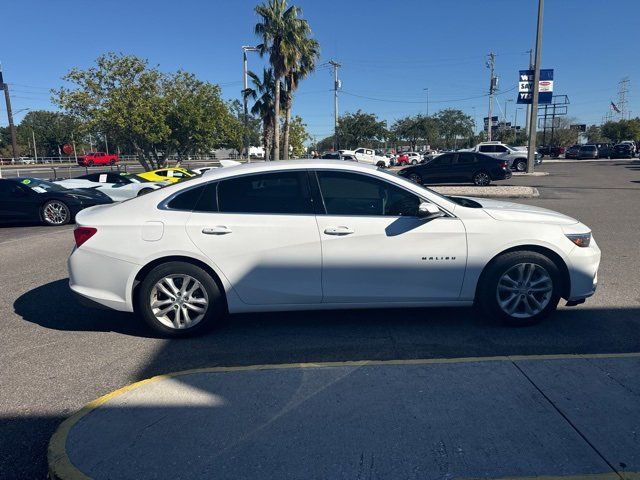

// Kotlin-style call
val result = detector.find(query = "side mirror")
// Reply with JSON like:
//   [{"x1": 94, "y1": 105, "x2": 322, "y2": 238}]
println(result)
[{"x1": 418, "y1": 202, "x2": 445, "y2": 220}]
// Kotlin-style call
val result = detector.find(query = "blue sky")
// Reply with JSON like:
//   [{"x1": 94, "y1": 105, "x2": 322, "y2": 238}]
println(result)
[{"x1": 2, "y1": 0, "x2": 639, "y2": 140}]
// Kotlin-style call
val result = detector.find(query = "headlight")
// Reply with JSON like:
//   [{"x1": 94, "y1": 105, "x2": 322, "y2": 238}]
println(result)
[{"x1": 566, "y1": 233, "x2": 591, "y2": 247}]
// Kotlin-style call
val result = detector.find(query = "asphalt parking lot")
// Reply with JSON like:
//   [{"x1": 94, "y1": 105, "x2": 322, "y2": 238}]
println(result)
[{"x1": 1, "y1": 160, "x2": 640, "y2": 479}]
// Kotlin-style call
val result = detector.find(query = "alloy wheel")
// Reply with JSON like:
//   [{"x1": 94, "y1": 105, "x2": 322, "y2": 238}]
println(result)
[
  {"x1": 43, "y1": 202, "x2": 69, "y2": 225},
  {"x1": 150, "y1": 274, "x2": 209, "y2": 329},
  {"x1": 496, "y1": 263, "x2": 553, "y2": 318},
  {"x1": 473, "y1": 172, "x2": 490, "y2": 186}
]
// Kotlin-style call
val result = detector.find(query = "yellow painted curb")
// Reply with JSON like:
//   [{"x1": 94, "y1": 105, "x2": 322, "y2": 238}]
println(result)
[{"x1": 48, "y1": 351, "x2": 640, "y2": 480}]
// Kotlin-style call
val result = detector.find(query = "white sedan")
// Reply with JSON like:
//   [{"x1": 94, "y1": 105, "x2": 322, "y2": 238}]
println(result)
[
  {"x1": 55, "y1": 172, "x2": 165, "y2": 201},
  {"x1": 68, "y1": 160, "x2": 600, "y2": 336}
]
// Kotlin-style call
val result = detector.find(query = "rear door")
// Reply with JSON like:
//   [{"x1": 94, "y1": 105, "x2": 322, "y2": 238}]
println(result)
[
  {"x1": 186, "y1": 170, "x2": 322, "y2": 305},
  {"x1": 453, "y1": 152, "x2": 477, "y2": 181},
  {"x1": 423, "y1": 154, "x2": 454, "y2": 183}
]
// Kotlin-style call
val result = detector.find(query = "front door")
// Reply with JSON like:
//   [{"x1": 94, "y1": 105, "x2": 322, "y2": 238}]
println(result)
[
  {"x1": 186, "y1": 170, "x2": 322, "y2": 305},
  {"x1": 313, "y1": 170, "x2": 467, "y2": 303}
]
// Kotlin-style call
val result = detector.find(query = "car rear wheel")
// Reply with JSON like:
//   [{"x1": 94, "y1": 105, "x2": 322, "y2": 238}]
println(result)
[
  {"x1": 472, "y1": 171, "x2": 491, "y2": 186},
  {"x1": 137, "y1": 261, "x2": 225, "y2": 337},
  {"x1": 376, "y1": 161, "x2": 386, "y2": 168},
  {"x1": 411, "y1": 159, "x2": 418, "y2": 165},
  {"x1": 477, "y1": 251, "x2": 562, "y2": 326},
  {"x1": 514, "y1": 159, "x2": 527, "y2": 172},
  {"x1": 87, "y1": 160, "x2": 94, "y2": 167},
  {"x1": 109, "y1": 160, "x2": 116, "y2": 166},
  {"x1": 41, "y1": 200, "x2": 70, "y2": 226}
]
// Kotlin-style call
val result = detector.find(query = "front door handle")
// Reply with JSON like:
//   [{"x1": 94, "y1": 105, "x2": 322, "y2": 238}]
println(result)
[
  {"x1": 202, "y1": 226, "x2": 232, "y2": 235},
  {"x1": 324, "y1": 226, "x2": 354, "y2": 236}
]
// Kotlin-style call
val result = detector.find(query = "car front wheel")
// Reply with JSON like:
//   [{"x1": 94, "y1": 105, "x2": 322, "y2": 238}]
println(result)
[
  {"x1": 137, "y1": 262, "x2": 225, "y2": 337},
  {"x1": 408, "y1": 173, "x2": 421, "y2": 184},
  {"x1": 477, "y1": 251, "x2": 562, "y2": 326}
]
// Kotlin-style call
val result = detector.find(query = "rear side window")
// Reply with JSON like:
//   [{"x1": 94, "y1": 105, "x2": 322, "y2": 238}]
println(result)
[
  {"x1": 166, "y1": 183, "x2": 214, "y2": 211},
  {"x1": 217, "y1": 171, "x2": 313, "y2": 214},
  {"x1": 457, "y1": 153, "x2": 476, "y2": 164},
  {"x1": 478, "y1": 145, "x2": 493, "y2": 153}
]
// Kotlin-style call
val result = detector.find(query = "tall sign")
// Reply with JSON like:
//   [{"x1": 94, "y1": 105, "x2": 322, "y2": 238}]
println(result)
[{"x1": 518, "y1": 69, "x2": 553, "y2": 104}]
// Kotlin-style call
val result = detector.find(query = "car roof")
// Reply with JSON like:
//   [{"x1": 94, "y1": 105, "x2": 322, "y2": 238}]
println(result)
[{"x1": 201, "y1": 159, "x2": 378, "y2": 179}]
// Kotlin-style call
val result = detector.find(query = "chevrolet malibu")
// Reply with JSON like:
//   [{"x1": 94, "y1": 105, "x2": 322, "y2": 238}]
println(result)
[{"x1": 68, "y1": 160, "x2": 600, "y2": 337}]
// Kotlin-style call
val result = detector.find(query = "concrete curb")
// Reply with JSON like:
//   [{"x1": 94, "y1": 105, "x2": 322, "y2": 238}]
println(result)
[{"x1": 432, "y1": 185, "x2": 539, "y2": 198}]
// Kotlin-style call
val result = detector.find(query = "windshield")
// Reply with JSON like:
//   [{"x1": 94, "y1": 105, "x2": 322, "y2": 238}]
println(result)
[
  {"x1": 16, "y1": 178, "x2": 67, "y2": 193},
  {"x1": 376, "y1": 167, "x2": 453, "y2": 204}
]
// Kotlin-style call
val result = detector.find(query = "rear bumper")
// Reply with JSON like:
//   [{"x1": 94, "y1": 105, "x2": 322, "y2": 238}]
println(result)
[{"x1": 68, "y1": 247, "x2": 138, "y2": 312}]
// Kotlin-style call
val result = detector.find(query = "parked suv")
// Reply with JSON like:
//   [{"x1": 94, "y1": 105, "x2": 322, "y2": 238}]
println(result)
[
  {"x1": 465, "y1": 142, "x2": 540, "y2": 172},
  {"x1": 398, "y1": 151, "x2": 512, "y2": 186},
  {"x1": 613, "y1": 143, "x2": 634, "y2": 159},
  {"x1": 577, "y1": 145, "x2": 599, "y2": 160},
  {"x1": 77, "y1": 152, "x2": 119, "y2": 167}
]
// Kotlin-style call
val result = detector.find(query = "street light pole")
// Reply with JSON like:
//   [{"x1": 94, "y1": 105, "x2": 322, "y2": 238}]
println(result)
[
  {"x1": 526, "y1": 0, "x2": 544, "y2": 173},
  {"x1": 423, "y1": 88, "x2": 429, "y2": 116},
  {"x1": 242, "y1": 46, "x2": 259, "y2": 163}
]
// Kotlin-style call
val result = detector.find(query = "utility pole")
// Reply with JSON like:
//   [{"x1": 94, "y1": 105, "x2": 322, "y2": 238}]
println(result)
[
  {"x1": 524, "y1": 49, "x2": 533, "y2": 137},
  {"x1": 526, "y1": 0, "x2": 544, "y2": 173},
  {"x1": 104, "y1": 134, "x2": 109, "y2": 155},
  {"x1": 31, "y1": 128, "x2": 38, "y2": 162},
  {"x1": 486, "y1": 53, "x2": 496, "y2": 141},
  {"x1": 0, "y1": 67, "x2": 19, "y2": 161},
  {"x1": 242, "y1": 46, "x2": 259, "y2": 162},
  {"x1": 328, "y1": 60, "x2": 341, "y2": 151}
]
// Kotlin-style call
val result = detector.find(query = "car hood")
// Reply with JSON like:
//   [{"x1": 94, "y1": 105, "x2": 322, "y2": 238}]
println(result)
[
  {"x1": 468, "y1": 197, "x2": 579, "y2": 225},
  {"x1": 64, "y1": 188, "x2": 113, "y2": 203}
]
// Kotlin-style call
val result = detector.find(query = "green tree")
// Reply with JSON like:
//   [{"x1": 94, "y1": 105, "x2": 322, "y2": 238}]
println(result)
[
  {"x1": 228, "y1": 99, "x2": 261, "y2": 149},
  {"x1": 337, "y1": 110, "x2": 387, "y2": 148},
  {"x1": 17, "y1": 110, "x2": 79, "y2": 157},
  {"x1": 391, "y1": 115, "x2": 439, "y2": 150},
  {"x1": 54, "y1": 52, "x2": 240, "y2": 170},
  {"x1": 435, "y1": 109, "x2": 474, "y2": 148},
  {"x1": 283, "y1": 115, "x2": 310, "y2": 157},
  {"x1": 601, "y1": 118, "x2": 640, "y2": 143},
  {"x1": 585, "y1": 125, "x2": 604, "y2": 143},
  {"x1": 255, "y1": 0, "x2": 314, "y2": 160},
  {"x1": 246, "y1": 68, "x2": 283, "y2": 161}
]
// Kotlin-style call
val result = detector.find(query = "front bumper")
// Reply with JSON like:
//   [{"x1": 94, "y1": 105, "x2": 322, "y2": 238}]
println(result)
[{"x1": 566, "y1": 238, "x2": 601, "y2": 301}]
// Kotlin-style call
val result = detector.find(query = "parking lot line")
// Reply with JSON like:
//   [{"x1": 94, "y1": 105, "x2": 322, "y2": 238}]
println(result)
[{"x1": 49, "y1": 351, "x2": 640, "y2": 480}]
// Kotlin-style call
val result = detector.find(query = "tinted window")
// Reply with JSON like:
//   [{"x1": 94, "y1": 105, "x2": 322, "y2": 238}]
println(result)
[
  {"x1": 432, "y1": 154, "x2": 453, "y2": 166},
  {"x1": 478, "y1": 145, "x2": 494, "y2": 153},
  {"x1": 78, "y1": 173, "x2": 100, "y2": 181},
  {"x1": 217, "y1": 171, "x2": 312, "y2": 214},
  {"x1": 317, "y1": 171, "x2": 420, "y2": 217},
  {"x1": 166, "y1": 184, "x2": 210, "y2": 211},
  {"x1": 494, "y1": 145, "x2": 508, "y2": 153},
  {"x1": 457, "y1": 153, "x2": 476, "y2": 164}
]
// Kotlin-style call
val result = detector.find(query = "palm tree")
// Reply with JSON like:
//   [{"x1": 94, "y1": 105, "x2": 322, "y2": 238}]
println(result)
[
  {"x1": 282, "y1": 36, "x2": 319, "y2": 159},
  {"x1": 245, "y1": 68, "x2": 283, "y2": 161},
  {"x1": 254, "y1": 0, "x2": 313, "y2": 160}
]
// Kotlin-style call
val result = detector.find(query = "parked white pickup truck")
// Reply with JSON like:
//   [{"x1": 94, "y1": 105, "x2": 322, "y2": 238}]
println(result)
[{"x1": 339, "y1": 148, "x2": 391, "y2": 167}]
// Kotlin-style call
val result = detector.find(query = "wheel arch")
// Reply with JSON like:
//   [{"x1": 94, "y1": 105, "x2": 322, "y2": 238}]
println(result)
[
  {"x1": 132, "y1": 255, "x2": 229, "y2": 312},
  {"x1": 475, "y1": 244, "x2": 571, "y2": 301}
]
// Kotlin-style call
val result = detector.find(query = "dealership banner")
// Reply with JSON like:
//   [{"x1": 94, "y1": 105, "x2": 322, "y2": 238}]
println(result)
[{"x1": 517, "y1": 69, "x2": 553, "y2": 104}]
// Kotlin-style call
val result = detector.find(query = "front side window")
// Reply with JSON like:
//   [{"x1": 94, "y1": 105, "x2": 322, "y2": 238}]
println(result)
[
  {"x1": 494, "y1": 145, "x2": 508, "y2": 153},
  {"x1": 217, "y1": 171, "x2": 313, "y2": 214},
  {"x1": 316, "y1": 171, "x2": 420, "y2": 217},
  {"x1": 432, "y1": 154, "x2": 453, "y2": 166}
]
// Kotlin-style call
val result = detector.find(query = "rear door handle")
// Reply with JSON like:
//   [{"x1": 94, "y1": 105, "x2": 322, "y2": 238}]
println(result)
[
  {"x1": 324, "y1": 226, "x2": 354, "y2": 236},
  {"x1": 202, "y1": 226, "x2": 232, "y2": 235}
]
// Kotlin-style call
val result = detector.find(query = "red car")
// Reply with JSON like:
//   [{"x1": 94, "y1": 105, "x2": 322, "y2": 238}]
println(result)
[
  {"x1": 394, "y1": 153, "x2": 410, "y2": 166},
  {"x1": 77, "y1": 152, "x2": 119, "y2": 167}
]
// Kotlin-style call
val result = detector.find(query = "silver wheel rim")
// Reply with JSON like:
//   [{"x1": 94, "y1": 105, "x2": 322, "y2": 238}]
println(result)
[
  {"x1": 410, "y1": 174, "x2": 420, "y2": 183},
  {"x1": 496, "y1": 263, "x2": 553, "y2": 319},
  {"x1": 475, "y1": 173, "x2": 490, "y2": 185},
  {"x1": 516, "y1": 161, "x2": 526, "y2": 172},
  {"x1": 150, "y1": 274, "x2": 209, "y2": 329},
  {"x1": 43, "y1": 202, "x2": 68, "y2": 225}
]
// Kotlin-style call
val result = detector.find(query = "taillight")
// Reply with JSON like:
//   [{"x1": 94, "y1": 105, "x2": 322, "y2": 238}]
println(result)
[
  {"x1": 501, "y1": 161, "x2": 509, "y2": 168},
  {"x1": 74, "y1": 227, "x2": 97, "y2": 247}
]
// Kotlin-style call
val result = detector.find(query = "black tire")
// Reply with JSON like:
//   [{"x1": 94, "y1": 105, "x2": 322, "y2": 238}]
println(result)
[
  {"x1": 408, "y1": 172, "x2": 421, "y2": 184},
  {"x1": 137, "y1": 188, "x2": 154, "y2": 196},
  {"x1": 87, "y1": 160, "x2": 94, "y2": 167},
  {"x1": 109, "y1": 160, "x2": 116, "y2": 166},
  {"x1": 41, "y1": 200, "x2": 71, "y2": 226},
  {"x1": 514, "y1": 159, "x2": 527, "y2": 172},
  {"x1": 376, "y1": 161, "x2": 386, "y2": 168},
  {"x1": 477, "y1": 251, "x2": 562, "y2": 326},
  {"x1": 136, "y1": 261, "x2": 226, "y2": 337},
  {"x1": 472, "y1": 171, "x2": 491, "y2": 186}
]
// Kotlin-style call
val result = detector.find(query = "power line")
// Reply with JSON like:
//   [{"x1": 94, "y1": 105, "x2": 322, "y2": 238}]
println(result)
[{"x1": 340, "y1": 85, "x2": 516, "y2": 105}]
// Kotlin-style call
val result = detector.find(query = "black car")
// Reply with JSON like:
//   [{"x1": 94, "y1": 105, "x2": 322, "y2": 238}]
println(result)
[
  {"x1": 613, "y1": 143, "x2": 634, "y2": 159},
  {"x1": 538, "y1": 145, "x2": 564, "y2": 158},
  {"x1": 397, "y1": 151, "x2": 512, "y2": 186},
  {"x1": 0, "y1": 177, "x2": 113, "y2": 226}
]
